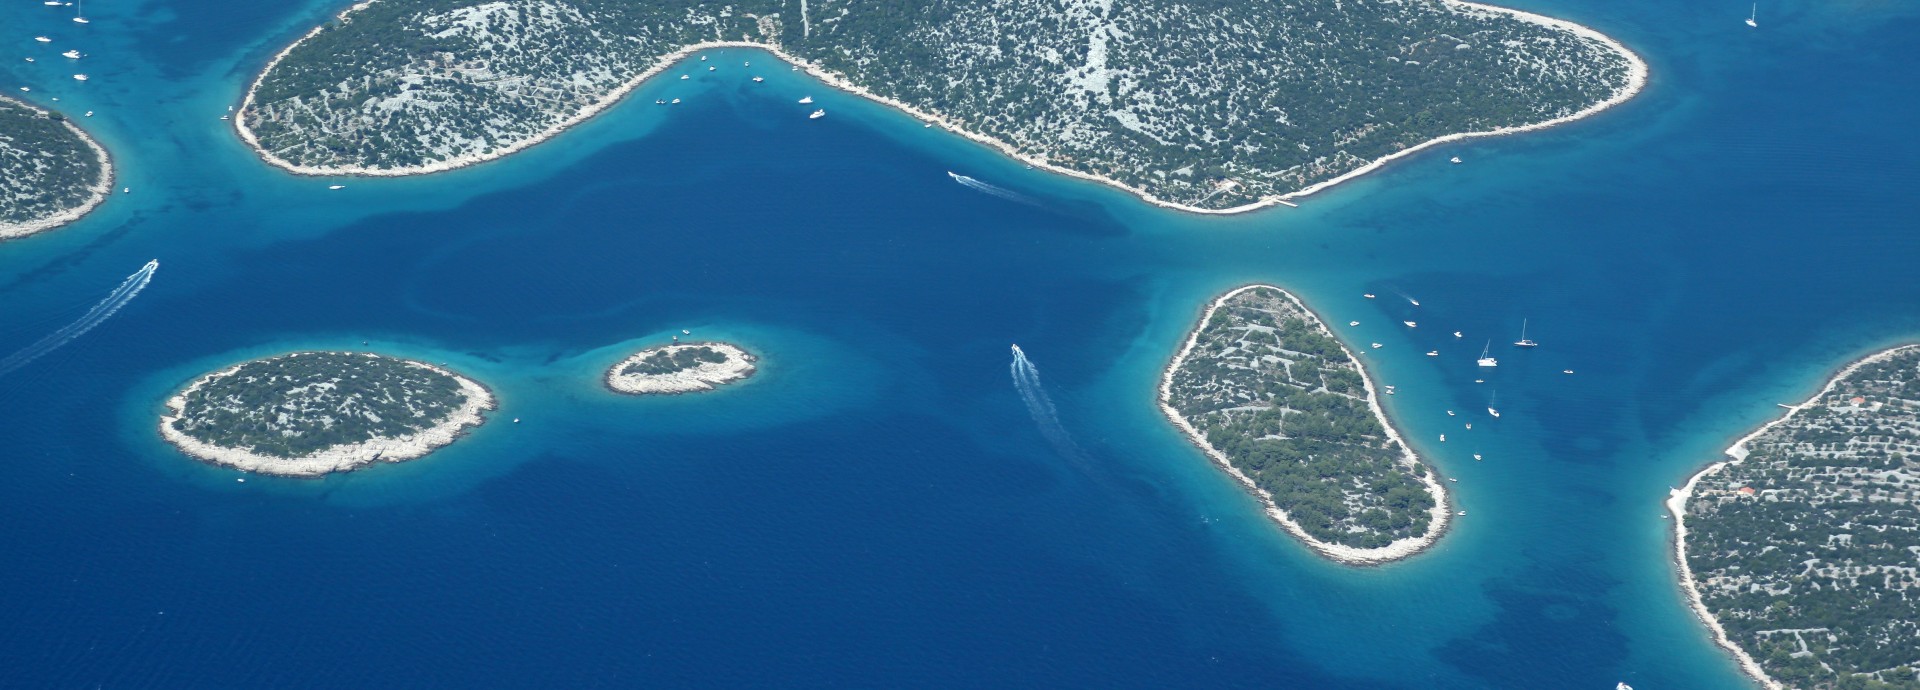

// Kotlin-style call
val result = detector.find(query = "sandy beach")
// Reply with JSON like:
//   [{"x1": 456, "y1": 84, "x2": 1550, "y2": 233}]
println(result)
[
  {"x1": 235, "y1": 1, "x2": 1646, "y2": 216},
  {"x1": 0, "y1": 105, "x2": 115, "y2": 241},
  {"x1": 159, "y1": 353, "x2": 496, "y2": 477},
  {"x1": 605, "y1": 342, "x2": 756, "y2": 395},
  {"x1": 1665, "y1": 344, "x2": 1920, "y2": 690},
  {"x1": 1159, "y1": 285, "x2": 1451, "y2": 565}
]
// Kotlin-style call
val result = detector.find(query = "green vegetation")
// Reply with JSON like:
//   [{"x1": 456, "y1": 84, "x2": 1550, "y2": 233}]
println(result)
[
  {"x1": 620, "y1": 345, "x2": 729, "y2": 376},
  {"x1": 244, "y1": 0, "x2": 1635, "y2": 208},
  {"x1": 169, "y1": 352, "x2": 476, "y2": 458},
  {"x1": 0, "y1": 95, "x2": 106, "y2": 231},
  {"x1": 1686, "y1": 346, "x2": 1920, "y2": 690},
  {"x1": 1164, "y1": 287, "x2": 1437, "y2": 550}
]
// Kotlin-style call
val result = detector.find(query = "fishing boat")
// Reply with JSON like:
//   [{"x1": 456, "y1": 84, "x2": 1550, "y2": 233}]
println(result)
[
  {"x1": 808, "y1": 109, "x2": 825, "y2": 119},
  {"x1": 1514, "y1": 318, "x2": 1537, "y2": 347},
  {"x1": 1745, "y1": 4, "x2": 1756, "y2": 27},
  {"x1": 1476, "y1": 342, "x2": 1498, "y2": 367}
]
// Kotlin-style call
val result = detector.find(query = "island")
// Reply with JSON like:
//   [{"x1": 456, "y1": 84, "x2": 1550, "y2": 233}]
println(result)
[
  {"x1": 237, "y1": 0, "x2": 1645, "y2": 213},
  {"x1": 160, "y1": 351, "x2": 495, "y2": 477},
  {"x1": 0, "y1": 95, "x2": 113, "y2": 240},
  {"x1": 1161, "y1": 285, "x2": 1448, "y2": 564},
  {"x1": 605, "y1": 342, "x2": 756, "y2": 394},
  {"x1": 1673, "y1": 344, "x2": 1920, "y2": 690}
]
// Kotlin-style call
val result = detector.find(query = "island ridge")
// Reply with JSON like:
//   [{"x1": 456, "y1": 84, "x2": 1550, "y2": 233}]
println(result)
[
  {"x1": 605, "y1": 342, "x2": 756, "y2": 394},
  {"x1": 161, "y1": 351, "x2": 495, "y2": 476},
  {"x1": 1673, "y1": 345, "x2": 1920, "y2": 690},
  {"x1": 1161, "y1": 285, "x2": 1448, "y2": 564},
  {"x1": 0, "y1": 95, "x2": 112, "y2": 240},
  {"x1": 237, "y1": 0, "x2": 1644, "y2": 213}
]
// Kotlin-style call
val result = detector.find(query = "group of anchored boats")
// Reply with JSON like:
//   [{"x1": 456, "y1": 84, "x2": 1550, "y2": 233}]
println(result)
[
  {"x1": 1352, "y1": 292, "x2": 1577, "y2": 464},
  {"x1": 650, "y1": 53, "x2": 828, "y2": 120},
  {"x1": 18, "y1": 0, "x2": 96, "y2": 92}
]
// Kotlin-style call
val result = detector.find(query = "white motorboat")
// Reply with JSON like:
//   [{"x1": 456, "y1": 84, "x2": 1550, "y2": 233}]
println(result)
[{"x1": 809, "y1": 109, "x2": 825, "y2": 119}]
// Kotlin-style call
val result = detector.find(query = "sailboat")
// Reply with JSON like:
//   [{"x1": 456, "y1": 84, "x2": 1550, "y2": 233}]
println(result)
[
  {"x1": 1745, "y1": 3, "x2": 1757, "y2": 27},
  {"x1": 1488, "y1": 391, "x2": 1501, "y2": 418},
  {"x1": 72, "y1": 0, "x2": 87, "y2": 23},
  {"x1": 1514, "y1": 319, "x2": 1537, "y2": 348},
  {"x1": 1477, "y1": 341, "x2": 1498, "y2": 367}
]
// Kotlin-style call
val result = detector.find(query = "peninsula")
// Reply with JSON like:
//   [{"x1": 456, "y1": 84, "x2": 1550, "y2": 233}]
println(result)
[
  {"x1": 160, "y1": 351, "x2": 495, "y2": 476},
  {"x1": 237, "y1": 0, "x2": 1644, "y2": 213},
  {"x1": 1161, "y1": 285, "x2": 1448, "y2": 564},
  {"x1": 606, "y1": 342, "x2": 756, "y2": 395},
  {"x1": 0, "y1": 95, "x2": 112, "y2": 240},
  {"x1": 1672, "y1": 344, "x2": 1920, "y2": 690}
]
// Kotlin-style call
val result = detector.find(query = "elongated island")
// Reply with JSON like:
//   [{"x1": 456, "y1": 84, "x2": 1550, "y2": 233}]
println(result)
[
  {"x1": 1162, "y1": 286, "x2": 1448, "y2": 564},
  {"x1": 605, "y1": 342, "x2": 756, "y2": 395},
  {"x1": 237, "y1": 0, "x2": 1643, "y2": 213},
  {"x1": 1672, "y1": 344, "x2": 1920, "y2": 690},
  {"x1": 161, "y1": 351, "x2": 495, "y2": 476},
  {"x1": 0, "y1": 95, "x2": 113, "y2": 240}
]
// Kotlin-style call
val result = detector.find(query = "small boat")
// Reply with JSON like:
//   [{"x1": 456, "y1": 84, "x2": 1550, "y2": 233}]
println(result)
[
  {"x1": 72, "y1": 73, "x2": 87, "y2": 81},
  {"x1": 72, "y1": 17, "x2": 88, "y2": 23},
  {"x1": 699, "y1": 55, "x2": 707, "y2": 61},
  {"x1": 655, "y1": 99, "x2": 666, "y2": 104},
  {"x1": 1426, "y1": 351, "x2": 1439, "y2": 357},
  {"x1": 708, "y1": 66, "x2": 715, "y2": 71},
  {"x1": 44, "y1": 1, "x2": 62, "y2": 5},
  {"x1": 681, "y1": 329, "x2": 690, "y2": 335},
  {"x1": 798, "y1": 96, "x2": 813, "y2": 104},
  {"x1": 1348, "y1": 320, "x2": 1359, "y2": 326},
  {"x1": 1476, "y1": 341, "x2": 1498, "y2": 367},
  {"x1": 1448, "y1": 477, "x2": 1458, "y2": 482},
  {"x1": 1384, "y1": 385, "x2": 1396, "y2": 395},
  {"x1": 1450, "y1": 157, "x2": 1461, "y2": 164},
  {"x1": 1453, "y1": 331, "x2": 1462, "y2": 338},
  {"x1": 1439, "y1": 434, "x2": 1446, "y2": 442},
  {"x1": 1473, "y1": 454, "x2": 1482, "y2": 461},
  {"x1": 1446, "y1": 410, "x2": 1455, "y2": 416},
  {"x1": 328, "y1": 185, "x2": 345, "y2": 190},
  {"x1": 1403, "y1": 321, "x2": 1417, "y2": 328},
  {"x1": 1745, "y1": 4, "x2": 1756, "y2": 27},
  {"x1": 1514, "y1": 318, "x2": 1537, "y2": 347},
  {"x1": 923, "y1": 123, "x2": 932, "y2": 128},
  {"x1": 1370, "y1": 343, "x2": 1384, "y2": 349},
  {"x1": 670, "y1": 98, "x2": 681, "y2": 104},
  {"x1": 120, "y1": 187, "x2": 127, "y2": 193},
  {"x1": 62, "y1": 50, "x2": 80, "y2": 59},
  {"x1": 1619, "y1": 684, "x2": 1635, "y2": 690},
  {"x1": 680, "y1": 74, "x2": 689, "y2": 80},
  {"x1": 1473, "y1": 379, "x2": 1483, "y2": 384},
  {"x1": 1409, "y1": 298, "x2": 1420, "y2": 306},
  {"x1": 219, "y1": 114, "x2": 229, "y2": 120},
  {"x1": 83, "y1": 110, "x2": 91, "y2": 116},
  {"x1": 1563, "y1": 369, "x2": 1574, "y2": 374},
  {"x1": 34, "y1": 36, "x2": 52, "y2": 43},
  {"x1": 808, "y1": 109, "x2": 825, "y2": 119},
  {"x1": 23, "y1": 57, "x2": 33, "y2": 63},
  {"x1": 17, "y1": 87, "x2": 27, "y2": 92},
  {"x1": 1487, "y1": 391, "x2": 1500, "y2": 418},
  {"x1": 513, "y1": 418, "x2": 520, "y2": 424},
  {"x1": 751, "y1": 76, "x2": 763, "y2": 82},
  {"x1": 1363, "y1": 293, "x2": 1376, "y2": 299},
  {"x1": 743, "y1": 61, "x2": 750, "y2": 66},
  {"x1": 1465, "y1": 423, "x2": 1472, "y2": 429}
]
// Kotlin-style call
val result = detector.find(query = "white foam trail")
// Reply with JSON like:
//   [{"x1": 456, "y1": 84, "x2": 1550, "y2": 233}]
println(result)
[
  {"x1": 949, "y1": 171, "x2": 1035, "y2": 205},
  {"x1": 1010, "y1": 344, "x2": 1082, "y2": 459},
  {"x1": 0, "y1": 259, "x2": 158, "y2": 377}
]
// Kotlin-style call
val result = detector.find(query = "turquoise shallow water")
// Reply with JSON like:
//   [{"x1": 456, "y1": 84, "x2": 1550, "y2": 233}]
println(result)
[{"x1": 2, "y1": 0, "x2": 1918, "y2": 686}]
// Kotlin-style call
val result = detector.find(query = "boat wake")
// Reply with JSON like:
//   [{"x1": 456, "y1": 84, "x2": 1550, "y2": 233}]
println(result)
[
  {"x1": 1010, "y1": 344, "x2": 1083, "y2": 460},
  {"x1": 0, "y1": 259, "x2": 158, "y2": 378},
  {"x1": 949, "y1": 171, "x2": 1035, "y2": 205}
]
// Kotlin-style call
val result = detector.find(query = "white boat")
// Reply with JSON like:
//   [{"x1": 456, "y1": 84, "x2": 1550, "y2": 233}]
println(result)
[
  {"x1": 1457, "y1": 510, "x2": 1467, "y2": 516},
  {"x1": 743, "y1": 61, "x2": 750, "y2": 66},
  {"x1": 1403, "y1": 321, "x2": 1417, "y2": 328},
  {"x1": 751, "y1": 76, "x2": 763, "y2": 82},
  {"x1": 219, "y1": 114, "x2": 228, "y2": 120},
  {"x1": 670, "y1": 98, "x2": 680, "y2": 104},
  {"x1": 1448, "y1": 477, "x2": 1458, "y2": 482},
  {"x1": 1384, "y1": 385, "x2": 1396, "y2": 395},
  {"x1": 655, "y1": 99, "x2": 666, "y2": 104},
  {"x1": 1745, "y1": 4, "x2": 1757, "y2": 27},
  {"x1": 798, "y1": 96, "x2": 813, "y2": 104},
  {"x1": 1563, "y1": 369, "x2": 1575, "y2": 374},
  {"x1": 679, "y1": 74, "x2": 689, "y2": 80},
  {"x1": 72, "y1": 73, "x2": 87, "y2": 81},
  {"x1": 1426, "y1": 350, "x2": 1439, "y2": 357},
  {"x1": 809, "y1": 109, "x2": 825, "y2": 119},
  {"x1": 1370, "y1": 343, "x2": 1384, "y2": 349},
  {"x1": 1409, "y1": 298, "x2": 1420, "y2": 306},
  {"x1": 699, "y1": 55, "x2": 707, "y2": 61},
  {"x1": 1363, "y1": 293, "x2": 1375, "y2": 299},
  {"x1": 1439, "y1": 434, "x2": 1446, "y2": 442},
  {"x1": 44, "y1": 1, "x2": 62, "y2": 5},
  {"x1": 1619, "y1": 684, "x2": 1634, "y2": 690},
  {"x1": 1473, "y1": 454, "x2": 1483, "y2": 461},
  {"x1": 328, "y1": 184, "x2": 345, "y2": 190},
  {"x1": 1453, "y1": 331, "x2": 1462, "y2": 338},
  {"x1": 1348, "y1": 320, "x2": 1359, "y2": 326},
  {"x1": 72, "y1": 0, "x2": 86, "y2": 23},
  {"x1": 1465, "y1": 423, "x2": 1472, "y2": 429},
  {"x1": 1446, "y1": 410, "x2": 1455, "y2": 416},
  {"x1": 1488, "y1": 391, "x2": 1500, "y2": 418},
  {"x1": 1514, "y1": 318, "x2": 1537, "y2": 347},
  {"x1": 1449, "y1": 156, "x2": 1461, "y2": 164},
  {"x1": 62, "y1": 50, "x2": 80, "y2": 59},
  {"x1": 34, "y1": 36, "x2": 52, "y2": 42},
  {"x1": 23, "y1": 57, "x2": 33, "y2": 63},
  {"x1": 83, "y1": 110, "x2": 91, "y2": 116},
  {"x1": 708, "y1": 66, "x2": 715, "y2": 71},
  {"x1": 73, "y1": 17, "x2": 88, "y2": 23},
  {"x1": 17, "y1": 87, "x2": 28, "y2": 92},
  {"x1": 1477, "y1": 342, "x2": 1498, "y2": 367},
  {"x1": 681, "y1": 329, "x2": 690, "y2": 335}
]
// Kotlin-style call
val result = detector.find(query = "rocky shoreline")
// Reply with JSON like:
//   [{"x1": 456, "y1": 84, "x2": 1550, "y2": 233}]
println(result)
[{"x1": 605, "y1": 342, "x2": 756, "y2": 395}]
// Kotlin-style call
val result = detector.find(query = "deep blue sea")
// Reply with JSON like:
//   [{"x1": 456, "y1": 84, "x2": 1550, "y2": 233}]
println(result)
[{"x1": 3, "y1": 0, "x2": 1918, "y2": 686}]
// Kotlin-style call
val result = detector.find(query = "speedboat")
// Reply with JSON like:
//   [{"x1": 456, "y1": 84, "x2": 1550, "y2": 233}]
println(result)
[
  {"x1": 1370, "y1": 343, "x2": 1383, "y2": 349},
  {"x1": 62, "y1": 49, "x2": 80, "y2": 59},
  {"x1": 751, "y1": 76, "x2": 763, "y2": 82},
  {"x1": 670, "y1": 98, "x2": 680, "y2": 104},
  {"x1": 34, "y1": 36, "x2": 52, "y2": 42},
  {"x1": 799, "y1": 96, "x2": 813, "y2": 104},
  {"x1": 1453, "y1": 331, "x2": 1462, "y2": 338},
  {"x1": 1473, "y1": 454, "x2": 1482, "y2": 461},
  {"x1": 1404, "y1": 321, "x2": 1417, "y2": 328},
  {"x1": 1363, "y1": 293, "x2": 1375, "y2": 299},
  {"x1": 809, "y1": 109, "x2": 825, "y2": 119},
  {"x1": 1450, "y1": 157, "x2": 1461, "y2": 164},
  {"x1": 1446, "y1": 410, "x2": 1455, "y2": 416},
  {"x1": 72, "y1": 73, "x2": 87, "y2": 81},
  {"x1": 328, "y1": 185, "x2": 345, "y2": 190},
  {"x1": 1426, "y1": 351, "x2": 1439, "y2": 357},
  {"x1": 679, "y1": 74, "x2": 689, "y2": 80},
  {"x1": 1348, "y1": 321, "x2": 1359, "y2": 326},
  {"x1": 1563, "y1": 369, "x2": 1575, "y2": 374}
]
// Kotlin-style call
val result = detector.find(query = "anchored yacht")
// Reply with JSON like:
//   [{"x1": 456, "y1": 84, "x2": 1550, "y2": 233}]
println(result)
[
  {"x1": 1476, "y1": 342, "x2": 1498, "y2": 367},
  {"x1": 1514, "y1": 318, "x2": 1537, "y2": 347}
]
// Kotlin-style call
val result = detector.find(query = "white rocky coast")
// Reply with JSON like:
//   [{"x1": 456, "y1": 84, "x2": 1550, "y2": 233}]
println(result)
[
  {"x1": 605, "y1": 342, "x2": 756, "y2": 395},
  {"x1": 159, "y1": 352, "x2": 495, "y2": 477}
]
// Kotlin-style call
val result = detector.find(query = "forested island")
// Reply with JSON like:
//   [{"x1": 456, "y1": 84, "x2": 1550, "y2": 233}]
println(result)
[
  {"x1": 160, "y1": 351, "x2": 495, "y2": 476},
  {"x1": 0, "y1": 95, "x2": 112, "y2": 240},
  {"x1": 238, "y1": 0, "x2": 1643, "y2": 212},
  {"x1": 1160, "y1": 285, "x2": 1447, "y2": 564},
  {"x1": 606, "y1": 342, "x2": 755, "y2": 394},
  {"x1": 1674, "y1": 345, "x2": 1920, "y2": 690}
]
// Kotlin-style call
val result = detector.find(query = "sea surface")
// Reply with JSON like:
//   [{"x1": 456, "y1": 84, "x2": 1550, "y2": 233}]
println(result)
[{"x1": 2, "y1": 0, "x2": 1918, "y2": 687}]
